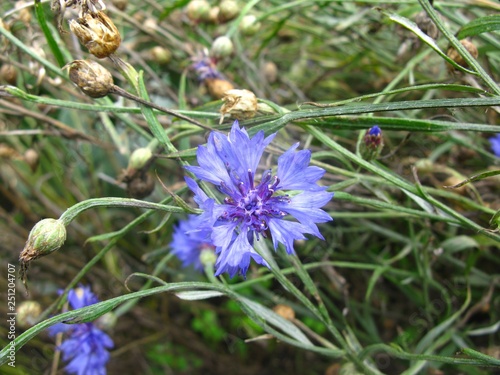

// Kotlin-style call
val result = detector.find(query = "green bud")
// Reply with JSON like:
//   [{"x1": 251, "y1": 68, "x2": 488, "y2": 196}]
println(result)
[
  {"x1": 360, "y1": 126, "x2": 383, "y2": 161},
  {"x1": 128, "y1": 147, "x2": 153, "y2": 170},
  {"x1": 218, "y1": 0, "x2": 239, "y2": 23},
  {"x1": 20, "y1": 218, "x2": 67, "y2": 265},
  {"x1": 210, "y1": 36, "x2": 234, "y2": 59},
  {"x1": 186, "y1": 0, "x2": 211, "y2": 22},
  {"x1": 200, "y1": 248, "x2": 217, "y2": 268},
  {"x1": 17, "y1": 301, "x2": 42, "y2": 328},
  {"x1": 239, "y1": 14, "x2": 261, "y2": 36}
]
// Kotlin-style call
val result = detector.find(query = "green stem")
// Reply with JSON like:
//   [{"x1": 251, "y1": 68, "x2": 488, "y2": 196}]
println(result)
[{"x1": 58, "y1": 197, "x2": 199, "y2": 226}]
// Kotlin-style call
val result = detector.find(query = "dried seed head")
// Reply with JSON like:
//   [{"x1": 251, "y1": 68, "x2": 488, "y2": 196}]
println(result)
[
  {"x1": 69, "y1": 11, "x2": 121, "y2": 58},
  {"x1": 20, "y1": 218, "x2": 67, "y2": 269},
  {"x1": 17, "y1": 301, "x2": 43, "y2": 328},
  {"x1": 210, "y1": 36, "x2": 234, "y2": 59},
  {"x1": 205, "y1": 78, "x2": 234, "y2": 99},
  {"x1": 415, "y1": 11, "x2": 439, "y2": 40},
  {"x1": 66, "y1": 59, "x2": 114, "y2": 98},
  {"x1": 128, "y1": 147, "x2": 153, "y2": 170},
  {"x1": 218, "y1": 0, "x2": 239, "y2": 23},
  {"x1": 273, "y1": 304, "x2": 295, "y2": 321},
  {"x1": 239, "y1": 14, "x2": 261, "y2": 36},
  {"x1": 447, "y1": 39, "x2": 478, "y2": 71},
  {"x1": 0, "y1": 64, "x2": 17, "y2": 85},
  {"x1": 24, "y1": 148, "x2": 40, "y2": 172},
  {"x1": 126, "y1": 172, "x2": 155, "y2": 199},
  {"x1": 220, "y1": 89, "x2": 258, "y2": 122},
  {"x1": 186, "y1": 0, "x2": 211, "y2": 22}
]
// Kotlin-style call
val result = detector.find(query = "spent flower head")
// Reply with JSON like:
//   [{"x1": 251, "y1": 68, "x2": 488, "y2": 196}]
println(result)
[
  {"x1": 185, "y1": 121, "x2": 333, "y2": 277},
  {"x1": 69, "y1": 11, "x2": 121, "y2": 58},
  {"x1": 48, "y1": 286, "x2": 114, "y2": 375}
]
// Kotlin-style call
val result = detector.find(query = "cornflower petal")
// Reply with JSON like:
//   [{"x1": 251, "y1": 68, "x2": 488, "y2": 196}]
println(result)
[
  {"x1": 268, "y1": 219, "x2": 309, "y2": 254},
  {"x1": 489, "y1": 134, "x2": 500, "y2": 157},
  {"x1": 214, "y1": 231, "x2": 267, "y2": 277},
  {"x1": 277, "y1": 145, "x2": 325, "y2": 191}
]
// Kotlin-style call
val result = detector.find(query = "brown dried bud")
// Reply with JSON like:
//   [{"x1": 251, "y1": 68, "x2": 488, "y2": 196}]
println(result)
[
  {"x1": 0, "y1": 64, "x2": 17, "y2": 85},
  {"x1": 263, "y1": 61, "x2": 277, "y2": 83},
  {"x1": 69, "y1": 11, "x2": 121, "y2": 58},
  {"x1": 24, "y1": 148, "x2": 40, "y2": 172},
  {"x1": 205, "y1": 78, "x2": 234, "y2": 99},
  {"x1": 415, "y1": 11, "x2": 439, "y2": 40},
  {"x1": 66, "y1": 59, "x2": 114, "y2": 98},
  {"x1": 447, "y1": 39, "x2": 478, "y2": 71},
  {"x1": 220, "y1": 89, "x2": 258, "y2": 122},
  {"x1": 273, "y1": 304, "x2": 295, "y2": 321},
  {"x1": 126, "y1": 172, "x2": 155, "y2": 199},
  {"x1": 111, "y1": 0, "x2": 128, "y2": 11}
]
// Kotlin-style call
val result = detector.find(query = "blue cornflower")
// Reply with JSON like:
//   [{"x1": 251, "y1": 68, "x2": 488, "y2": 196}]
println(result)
[
  {"x1": 48, "y1": 286, "x2": 113, "y2": 375},
  {"x1": 171, "y1": 215, "x2": 215, "y2": 271},
  {"x1": 191, "y1": 56, "x2": 223, "y2": 81},
  {"x1": 185, "y1": 121, "x2": 333, "y2": 278},
  {"x1": 489, "y1": 134, "x2": 500, "y2": 157}
]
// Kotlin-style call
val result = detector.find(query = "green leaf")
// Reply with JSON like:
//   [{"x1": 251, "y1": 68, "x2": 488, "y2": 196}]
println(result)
[
  {"x1": 175, "y1": 291, "x2": 225, "y2": 300},
  {"x1": 456, "y1": 15, "x2": 500, "y2": 40},
  {"x1": 377, "y1": 8, "x2": 474, "y2": 74},
  {"x1": 238, "y1": 297, "x2": 312, "y2": 345}
]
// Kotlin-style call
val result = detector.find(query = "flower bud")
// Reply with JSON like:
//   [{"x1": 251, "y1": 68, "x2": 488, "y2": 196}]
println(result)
[
  {"x1": 149, "y1": 46, "x2": 172, "y2": 64},
  {"x1": 200, "y1": 248, "x2": 217, "y2": 268},
  {"x1": 205, "y1": 78, "x2": 234, "y2": 99},
  {"x1": 20, "y1": 219, "x2": 67, "y2": 265},
  {"x1": 69, "y1": 11, "x2": 121, "y2": 58},
  {"x1": 210, "y1": 36, "x2": 234, "y2": 59},
  {"x1": 239, "y1": 14, "x2": 261, "y2": 36},
  {"x1": 220, "y1": 89, "x2": 258, "y2": 122},
  {"x1": 126, "y1": 172, "x2": 155, "y2": 199},
  {"x1": 111, "y1": 0, "x2": 128, "y2": 11},
  {"x1": 360, "y1": 126, "x2": 384, "y2": 161},
  {"x1": 67, "y1": 59, "x2": 114, "y2": 98},
  {"x1": 0, "y1": 64, "x2": 17, "y2": 85},
  {"x1": 17, "y1": 301, "x2": 42, "y2": 328},
  {"x1": 218, "y1": 0, "x2": 239, "y2": 23},
  {"x1": 24, "y1": 148, "x2": 40, "y2": 172},
  {"x1": 128, "y1": 147, "x2": 153, "y2": 170},
  {"x1": 263, "y1": 61, "x2": 277, "y2": 83},
  {"x1": 186, "y1": 0, "x2": 211, "y2": 22},
  {"x1": 447, "y1": 39, "x2": 478, "y2": 72}
]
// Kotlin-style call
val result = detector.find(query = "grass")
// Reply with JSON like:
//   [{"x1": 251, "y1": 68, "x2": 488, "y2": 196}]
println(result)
[{"x1": 0, "y1": 0, "x2": 499, "y2": 374}]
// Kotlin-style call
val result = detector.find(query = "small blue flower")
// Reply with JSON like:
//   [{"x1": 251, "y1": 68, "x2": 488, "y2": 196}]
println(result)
[
  {"x1": 191, "y1": 56, "x2": 223, "y2": 81},
  {"x1": 171, "y1": 215, "x2": 215, "y2": 271},
  {"x1": 185, "y1": 121, "x2": 333, "y2": 278},
  {"x1": 49, "y1": 286, "x2": 113, "y2": 375},
  {"x1": 489, "y1": 134, "x2": 500, "y2": 157}
]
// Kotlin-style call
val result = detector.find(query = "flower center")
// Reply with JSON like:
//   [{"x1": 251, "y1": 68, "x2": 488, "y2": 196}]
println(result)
[{"x1": 222, "y1": 170, "x2": 290, "y2": 234}]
